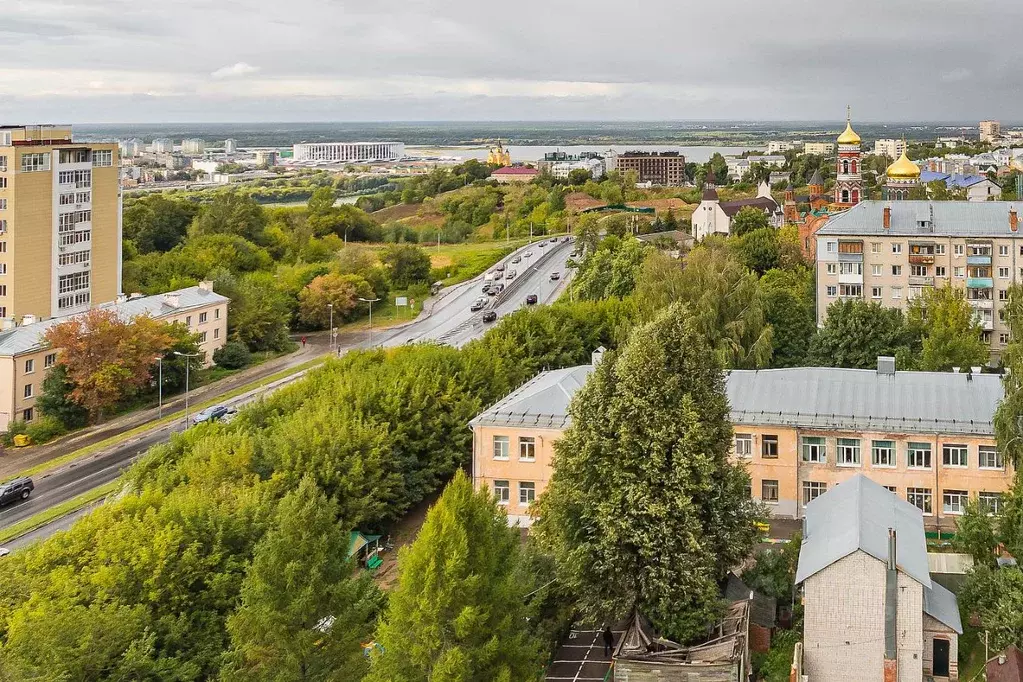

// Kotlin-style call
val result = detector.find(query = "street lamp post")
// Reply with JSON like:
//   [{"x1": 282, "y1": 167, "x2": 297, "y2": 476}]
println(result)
[
  {"x1": 358, "y1": 297, "x2": 380, "y2": 347},
  {"x1": 155, "y1": 356, "x2": 163, "y2": 419},
  {"x1": 173, "y1": 351, "x2": 200, "y2": 427},
  {"x1": 328, "y1": 303, "x2": 334, "y2": 352}
]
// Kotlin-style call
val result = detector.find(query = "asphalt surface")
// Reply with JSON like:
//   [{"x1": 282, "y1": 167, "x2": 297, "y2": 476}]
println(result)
[{"x1": 0, "y1": 237, "x2": 576, "y2": 549}]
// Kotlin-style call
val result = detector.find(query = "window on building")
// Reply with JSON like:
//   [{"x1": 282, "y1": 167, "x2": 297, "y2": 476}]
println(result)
[
  {"x1": 825, "y1": 241, "x2": 836, "y2": 253},
  {"x1": 215, "y1": 308, "x2": 221, "y2": 319},
  {"x1": 1001, "y1": 289, "x2": 1010, "y2": 301},
  {"x1": 214, "y1": 328, "x2": 220, "y2": 339},
  {"x1": 825, "y1": 285, "x2": 836, "y2": 297},
  {"x1": 199, "y1": 312, "x2": 207, "y2": 324},
  {"x1": 802, "y1": 481, "x2": 827, "y2": 505},
  {"x1": 999, "y1": 267, "x2": 1010, "y2": 279},
  {"x1": 943, "y1": 444, "x2": 968, "y2": 467},
  {"x1": 185, "y1": 315, "x2": 192, "y2": 326},
  {"x1": 892, "y1": 265, "x2": 902, "y2": 276},
  {"x1": 1001, "y1": 333, "x2": 1011, "y2": 345},
  {"x1": 1001, "y1": 245, "x2": 1010, "y2": 256},
  {"x1": 761, "y1": 435, "x2": 778, "y2": 458},
  {"x1": 836, "y1": 438, "x2": 860, "y2": 466},
  {"x1": 23, "y1": 383, "x2": 32, "y2": 399},
  {"x1": 908, "y1": 488, "x2": 933, "y2": 514},
  {"x1": 911, "y1": 264, "x2": 927, "y2": 276},
  {"x1": 43, "y1": 353, "x2": 56, "y2": 368},
  {"x1": 20, "y1": 153, "x2": 49, "y2": 172},
  {"x1": 954, "y1": 244, "x2": 965, "y2": 256},
  {"x1": 22, "y1": 407, "x2": 32, "y2": 422},
  {"x1": 892, "y1": 286, "x2": 903, "y2": 300},
  {"x1": 801, "y1": 436, "x2": 826, "y2": 463},
  {"x1": 0, "y1": 199, "x2": 5, "y2": 210},
  {"x1": 57, "y1": 271, "x2": 89, "y2": 294},
  {"x1": 494, "y1": 480, "x2": 509, "y2": 504},
  {"x1": 198, "y1": 331, "x2": 207, "y2": 343},
  {"x1": 92, "y1": 150, "x2": 113, "y2": 167},
  {"x1": 871, "y1": 242, "x2": 882, "y2": 253},
  {"x1": 892, "y1": 243, "x2": 903, "y2": 254},
  {"x1": 492, "y1": 435, "x2": 509, "y2": 460},
  {"x1": 762, "y1": 480, "x2": 779, "y2": 503},
  {"x1": 0, "y1": 156, "x2": 6, "y2": 172},
  {"x1": 734, "y1": 434, "x2": 753, "y2": 458},
  {"x1": 872, "y1": 264, "x2": 883, "y2": 276},
  {"x1": 907, "y1": 442, "x2": 932, "y2": 468},
  {"x1": 826, "y1": 263, "x2": 837, "y2": 275},
  {"x1": 519, "y1": 481, "x2": 535, "y2": 505},
  {"x1": 23, "y1": 359, "x2": 33, "y2": 374},
  {"x1": 872, "y1": 440, "x2": 896, "y2": 467},
  {"x1": 935, "y1": 244, "x2": 946, "y2": 255},
  {"x1": 943, "y1": 490, "x2": 969, "y2": 515},
  {"x1": 872, "y1": 286, "x2": 882, "y2": 299},
  {"x1": 519, "y1": 436, "x2": 536, "y2": 461},
  {"x1": 979, "y1": 445, "x2": 1003, "y2": 469},
  {"x1": 954, "y1": 266, "x2": 965, "y2": 278},
  {"x1": 935, "y1": 266, "x2": 946, "y2": 277},
  {"x1": 884, "y1": 485, "x2": 898, "y2": 493},
  {"x1": 979, "y1": 492, "x2": 1003, "y2": 514},
  {"x1": 839, "y1": 284, "x2": 862, "y2": 297},
  {"x1": 0, "y1": 307, "x2": 7, "y2": 318}
]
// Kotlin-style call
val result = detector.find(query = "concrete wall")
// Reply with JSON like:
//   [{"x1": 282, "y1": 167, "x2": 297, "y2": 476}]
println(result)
[{"x1": 922, "y1": 614, "x2": 959, "y2": 681}]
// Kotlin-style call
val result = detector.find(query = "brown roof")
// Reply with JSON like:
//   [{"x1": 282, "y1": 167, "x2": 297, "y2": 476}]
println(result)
[
  {"x1": 719, "y1": 197, "x2": 779, "y2": 218},
  {"x1": 988, "y1": 646, "x2": 1023, "y2": 682}
]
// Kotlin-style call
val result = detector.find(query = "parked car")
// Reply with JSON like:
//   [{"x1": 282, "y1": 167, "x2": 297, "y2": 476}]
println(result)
[
  {"x1": 470, "y1": 297, "x2": 488, "y2": 311},
  {"x1": 0, "y1": 477, "x2": 33, "y2": 506},
  {"x1": 482, "y1": 311, "x2": 498, "y2": 323},
  {"x1": 525, "y1": 294, "x2": 538, "y2": 305},
  {"x1": 506, "y1": 269, "x2": 517, "y2": 280},
  {"x1": 550, "y1": 272, "x2": 561, "y2": 281},
  {"x1": 192, "y1": 404, "x2": 229, "y2": 425},
  {"x1": 511, "y1": 256, "x2": 521, "y2": 264}
]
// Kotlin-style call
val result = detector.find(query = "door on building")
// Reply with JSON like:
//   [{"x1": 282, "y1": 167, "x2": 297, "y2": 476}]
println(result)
[{"x1": 933, "y1": 638, "x2": 950, "y2": 677}]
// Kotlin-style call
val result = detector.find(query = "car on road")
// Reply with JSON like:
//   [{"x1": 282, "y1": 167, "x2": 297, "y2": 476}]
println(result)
[
  {"x1": 470, "y1": 297, "x2": 488, "y2": 311},
  {"x1": 506, "y1": 269, "x2": 516, "y2": 280},
  {"x1": 550, "y1": 272, "x2": 561, "y2": 281},
  {"x1": 192, "y1": 404, "x2": 230, "y2": 425},
  {"x1": 492, "y1": 271, "x2": 503, "y2": 280},
  {"x1": 0, "y1": 548, "x2": 9, "y2": 558},
  {"x1": 486, "y1": 283, "x2": 505, "y2": 296},
  {"x1": 538, "y1": 241, "x2": 546, "y2": 248},
  {"x1": 494, "y1": 263, "x2": 505, "y2": 272},
  {"x1": 550, "y1": 238, "x2": 558, "y2": 244},
  {"x1": 562, "y1": 236, "x2": 571, "y2": 242},
  {"x1": 482, "y1": 311, "x2": 498, "y2": 323},
  {"x1": 525, "y1": 294, "x2": 538, "y2": 305},
  {"x1": 525, "y1": 250, "x2": 533, "y2": 258},
  {"x1": 511, "y1": 256, "x2": 521, "y2": 264},
  {"x1": 481, "y1": 282, "x2": 491, "y2": 293},
  {"x1": 0, "y1": 477, "x2": 33, "y2": 506}
]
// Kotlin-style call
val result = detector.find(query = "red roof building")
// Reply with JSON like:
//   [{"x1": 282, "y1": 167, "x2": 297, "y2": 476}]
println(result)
[
  {"x1": 988, "y1": 645, "x2": 1023, "y2": 682},
  {"x1": 491, "y1": 166, "x2": 539, "y2": 183}
]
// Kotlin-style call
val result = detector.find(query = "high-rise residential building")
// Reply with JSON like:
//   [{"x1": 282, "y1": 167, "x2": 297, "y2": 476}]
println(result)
[
  {"x1": 803, "y1": 142, "x2": 835, "y2": 155},
  {"x1": 815, "y1": 200, "x2": 1023, "y2": 355},
  {"x1": 180, "y1": 138, "x2": 206, "y2": 156},
  {"x1": 118, "y1": 138, "x2": 143, "y2": 158},
  {"x1": 223, "y1": 139, "x2": 238, "y2": 154},
  {"x1": 292, "y1": 141, "x2": 404, "y2": 163},
  {"x1": 151, "y1": 138, "x2": 174, "y2": 154},
  {"x1": 0, "y1": 125, "x2": 120, "y2": 322},
  {"x1": 979, "y1": 120, "x2": 1001, "y2": 144},
  {"x1": 873, "y1": 138, "x2": 906, "y2": 159},
  {"x1": 608, "y1": 151, "x2": 686, "y2": 186}
]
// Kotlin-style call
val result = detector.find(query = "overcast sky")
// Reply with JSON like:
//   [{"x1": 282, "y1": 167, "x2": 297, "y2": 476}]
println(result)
[{"x1": 2, "y1": 0, "x2": 1022, "y2": 123}]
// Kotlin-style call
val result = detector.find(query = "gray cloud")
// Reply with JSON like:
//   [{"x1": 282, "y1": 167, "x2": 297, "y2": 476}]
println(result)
[{"x1": 1, "y1": 0, "x2": 1022, "y2": 122}]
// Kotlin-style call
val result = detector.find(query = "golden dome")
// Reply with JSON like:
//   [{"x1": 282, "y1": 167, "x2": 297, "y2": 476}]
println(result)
[
  {"x1": 837, "y1": 120, "x2": 861, "y2": 145},
  {"x1": 886, "y1": 150, "x2": 921, "y2": 180}
]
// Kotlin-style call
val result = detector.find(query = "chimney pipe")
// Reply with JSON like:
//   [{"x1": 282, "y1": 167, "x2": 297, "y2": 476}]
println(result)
[
  {"x1": 883, "y1": 206, "x2": 891, "y2": 230},
  {"x1": 1011, "y1": 208, "x2": 1018, "y2": 232},
  {"x1": 884, "y1": 528, "x2": 898, "y2": 682}
]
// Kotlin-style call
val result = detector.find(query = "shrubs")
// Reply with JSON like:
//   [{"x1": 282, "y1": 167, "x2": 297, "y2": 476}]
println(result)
[
  {"x1": 213, "y1": 341, "x2": 253, "y2": 369},
  {"x1": 25, "y1": 415, "x2": 68, "y2": 444}
]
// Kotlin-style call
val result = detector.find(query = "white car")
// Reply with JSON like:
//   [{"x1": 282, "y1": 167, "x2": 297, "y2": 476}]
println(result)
[
  {"x1": 525, "y1": 250, "x2": 533, "y2": 258},
  {"x1": 0, "y1": 548, "x2": 9, "y2": 558},
  {"x1": 506, "y1": 269, "x2": 517, "y2": 280}
]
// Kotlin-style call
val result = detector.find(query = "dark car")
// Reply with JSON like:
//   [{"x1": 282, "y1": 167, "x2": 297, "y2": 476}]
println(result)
[
  {"x1": 482, "y1": 311, "x2": 498, "y2": 323},
  {"x1": 550, "y1": 272, "x2": 561, "y2": 281},
  {"x1": 487, "y1": 283, "x2": 505, "y2": 296},
  {"x1": 525, "y1": 294, "x2": 538, "y2": 305},
  {"x1": 0, "y1": 477, "x2": 33, "y2": 506},
  {"x1": 193, "y1": 404, "x2": 229, "y2": 425},
  {"x1": 562, "y1": 236, "x2": 571, "y2": 242}
]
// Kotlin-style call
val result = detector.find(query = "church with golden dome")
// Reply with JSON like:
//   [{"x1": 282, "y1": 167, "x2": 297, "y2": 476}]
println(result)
[
  {"x1": 834, "y1": 106, "x2": 863, "y2": 207},
  {"x1": 487, "y1": 140, "x2": 511, "y2": 166},
  {"x1": 882, "y1": 143, "x2": 921, "y2": 200}
]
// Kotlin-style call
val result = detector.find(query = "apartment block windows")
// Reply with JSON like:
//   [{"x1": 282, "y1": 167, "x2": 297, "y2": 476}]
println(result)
[
  {"x1": 43, "y1": 353, "x2": 56, "y2": 368},
  {"x1": 826, "y1": 286, "x2": 837, "y2": 297},
  {"x1": 23, "y1": 384, "x2": 32, "y2": 399},
  {"x1": 214, "y1": 328, "x2": 220, "y2": 339},
  {"x1": 954, "y1": 244, "x2": 965, "y2": 256},
  {"x1": 198, "y1": 331, "x2": 207, "y2": 343},
  {"x1": 826, "y1": 263, "x2": 837, "y2": 275},
  {"x1": 907, "y1": 442, "x2": 932, "y2": 469},
  {"x1": 892, "y1": 265, "x2": 902, "y2": 276},
  {"x1": 979, "y1": 445, "x2": 1003, "y2": 469},
  {"x1": 911, "y1": 265, "x2": 928, "y2": 277},
  {"x1": 935, "y1": 266, "x2": 946, "y2": 277},
  {"x1": 519, "y1": 482, "x2": 535, "y2": 505},
  {"x1": 761, "y1": 435, "x2": 779, "y2": 458},
  {"x1": 215, "y1": 308, "x2": 221, "y2": 319},
  {"x1": 494, "y1": 480, "x2": 509, "y2": 504},
  {"x1": 0, "y1": 155, "x2": 6, "y2": 172},
  {"x1": 0, "y1": 178, "x2": 6, "y2": 189},
  {"x1": 58, "y1": 271, "x2": 89, "y2": 294},
  {"x1": 24, "y1": 359, "x2": 33, "y2": 374},
  {"x1": 734, "y1": 434, "x2": 753, "y2": 458},
  {"x1": 519, "y1": 436, "x2": 536, "y2": 461},
  {"x1": 836, "y1": 438, "x2": 860, "y2": 466},
  {"x1": 935, "y1": 244, "x2": 946, "y2": 255},
  {"x1": 892, "y1": 243, "x2": 903, "y2": 254},
  {"x1": 954, "y1": 266, "x2": 965, "y2": 278},
  {"x1": 872, "y1": 287, "x2": 882, "y2": 299},
  {"x1": 20, "y1": 153, "x2": 49, "y2": 172},
  {"x1": 58, "y1": 250, "x2": 90, "y2": 267},
  {"x1": 1001, "y1": 245, "x2": 1010, "y2": 256},
  {"x1": 492, "y1": 436, "x2": 510, "y2": 460},
  {"x1": 0, "y1": 199, "x2": 6, "y2": 210},
  {"x1": 943, "y1": 490, "x2": 969, "y2": 515},
  {"x1": 979, "y1": 492, "x2": 1003, "y2": 514},
  {"x1": 884, "y1": 486, "x2": 898, "y2": 493},
  {"x1": 1001, "y1": 289, "x2": 1010, "y2": 301},
  {"x1": 999, "y1": 267, "x2": 1010, "y2": 279},
  {"x1": 57, "y1": 169, "x2": 91, "y2": 187},
  {"x1": 762, "y1": 480, "x2": 779, "y2": 503},
  {"x1": 839, "y1": 284, "x2": 862, "y2": 297},
  {"x1": 839, "y1": 262, "x2": 862, "y2": 276},
  {"x1": 892, "y1": 287, "x2": 902, "y2": 300},
  {"x1": 1001, "y1": 333, "x2": 1011, "y2": 345},
  {"x1": 908, "y1": 488, "x2": 933, "y2": 514},
  {"x1": 872, "y1": 264, "x2": 883, "y2": 276},
  {"x1": 802, "y1": 481, "x2": 827, "y2": 505},
  {"x1": 57, "y1": 292, "x2": 90, "y2": 310},
  {"x1": 92, "y1": 150, "x2": 113, "y2": 167},
  {"x1": 801, "y1": 436, "x2": 826, "y2": 463},
  {"x1": 199, "y1": 312, "x2": 208, "y2": 324},
  {"x1": 871, "y1": 242, "x2": 882, "y2": 254},
  {"x1": 872, "y1": 440, "x2": 896, "y2": 467},
  {"x1": 943, "y1": 444, "x2": 968, "y2": 467}
]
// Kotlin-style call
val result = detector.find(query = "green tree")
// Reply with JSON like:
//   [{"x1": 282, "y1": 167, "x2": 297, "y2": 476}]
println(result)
[
  {"x1": 532, "y1": 303, "x2": 763, "y2": 641},
  {"x1": 298, "y1": 273, "x2": 374, "y2": 328},
  {"x1": 995, "y1": 284, "x2": 1023, "y2": 467},
  {"x1": 190, "y1": 191, "x2": 268, "y2": 244},
  {"x1": 566, "y1": 168, "x2": 591, "y2": 185},
  {"x1": 730, "y1": 206, "x2": 770, "y2": 237},
  {"x1": 734, "y1": 227, "x2": 780, "y2": 275},
  {"x1": 381, "y1": 244, "x2": 432, "y2": 289},
  {"x1": 952, "y1": 500, "x2": 999, "y2": 568},
  {"x1": 230, "y1": 272, "x2": 293, "y2": 352},
  {"x1": 807, "y1": 299, "x2": 918, "y2": 369},
  {"x1": 213, "y1": 341, "x2": 252, "y2": 369},
  {"x1": 36, "y1": 363, "x2": 89, "y2": 430},
  {"x1": 960, "y1": 564, "x2": 1023, "y2": 652},
  {"x1": 123, "y1": 195, "x2": 197, "y2": 253},
  {"x1": 761, "y1": 268, "x2": 815, "y2": 368},
  {"x1": 221, "y1": 477, "x2": 381, "y2": 681},
  {"x1": 907, "y1": 285, "x2": 988, "y2": 371},
  {"x1": 572, "y1": 237, "x2": 647, "y2": 301},
  {"x1": 367, "y1": 471, "x2": 542, "y2": 682}
]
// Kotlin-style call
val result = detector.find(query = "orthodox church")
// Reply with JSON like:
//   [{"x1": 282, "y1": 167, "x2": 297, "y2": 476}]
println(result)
[{"x1": 487, "y1": 140, "x2": 511, "y2": 166}]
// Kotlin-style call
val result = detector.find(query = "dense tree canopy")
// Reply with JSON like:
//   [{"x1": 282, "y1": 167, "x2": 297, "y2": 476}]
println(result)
[
  {"x1": 807, "y1": 299, "x2": 918, "y2": 369},
  {"x1": 907, "y1": 284, "x2": 988, "y2": 371}
]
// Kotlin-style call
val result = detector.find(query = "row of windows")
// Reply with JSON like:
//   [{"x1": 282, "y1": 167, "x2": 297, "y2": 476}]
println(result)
[
  {"x1": 21, "y1": 153, "x2": 49, "y2": 173},
  {"x1": 59, "y1": 191, "x2": 91, "y2": 206},
  {"x1": 60, "y1": 230, "x2": 90, "y2": 247},
  {"x1": 184, "y1": 308, "x2": 221, "y2": 326},
  {"x1": 735, "y1": 433, "x2": 1003, "y2": 470},
  {"x1": 58, "y1": 210, "x2": 91, "y2": 231},
  {"x1": 493, "y1": 480, "x2": 535, "y2": 506},
  {"x1": 58, "y1": 249, "x2": 90, "y2": 267},
  {"x1": 790, "y1": 480, "x2": 1001, "y2": 515},
  {"x1": 58, "y1": 271, "x2": 89, "y2": 294},
  {"x1": 493, "y1": 435, "x2": 536, "y2": 461},
  {"x1": 197, "y1": 329, "x2": 220, "y2": 343},
  {"x1": 58, "y1": 291, "x2": 90, "y2": 310},
  {"x1": 92, "y1": 150, "x2": 113, "y2": 167},
  {"x1": 57, "y1": 169, "x2": 91, "y2": 187},
  {"x1": 23, "y1": 353, "x2": 58, "y2": 375},
  {"x1": 828, "y1": 242, "x2": 1023, "y2": 258}
]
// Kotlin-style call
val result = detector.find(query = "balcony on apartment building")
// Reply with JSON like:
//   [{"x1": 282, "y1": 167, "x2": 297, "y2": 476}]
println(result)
[
  {"x1": 967, "y1": 242, "x2": 993, "y2": 267},
  {"x1": 908, "y1": 275, "x2": 934, "y2": 287},
  {"x1": 837, "y1": 240, "x2": 864, "y2": 262},
  {"x1": 908, "y1": 242, "x2": 935, "y2": 265}
]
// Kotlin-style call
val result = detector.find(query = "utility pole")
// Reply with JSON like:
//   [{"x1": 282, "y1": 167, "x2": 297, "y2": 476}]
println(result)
[
  {"x1": 155, "y1": 356, "x2": 163, "y2": 419},
  {"x1": 173, "y1": 351, "x2": 200, "y2": 427},
  {"x1": 358, "y1": 297, "x2": 380, "y2": 347},
  {"x1": 328, "y1": 303, "x2": 334, "y2": 352}
]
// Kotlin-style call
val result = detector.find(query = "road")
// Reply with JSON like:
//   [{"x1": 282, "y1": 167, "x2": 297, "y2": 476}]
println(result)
[{"x1": 0, "y1": 237, "x2": 575, "y2": 547}]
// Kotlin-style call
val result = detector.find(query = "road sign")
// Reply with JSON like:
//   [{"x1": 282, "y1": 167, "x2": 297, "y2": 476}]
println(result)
[{"x1": 395, "y1": 296, "x2": 408, "y2": 306}]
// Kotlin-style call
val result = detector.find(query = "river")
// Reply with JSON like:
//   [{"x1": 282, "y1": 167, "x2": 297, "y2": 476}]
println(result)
[{"x1": 405, "y1": 144, "x2": 757, "y2": 164}]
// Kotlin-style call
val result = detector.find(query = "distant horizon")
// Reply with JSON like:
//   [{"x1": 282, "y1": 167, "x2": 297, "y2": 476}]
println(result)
[{"x1": 69, "y1": 119, "x2": 1011, "y2": 127}]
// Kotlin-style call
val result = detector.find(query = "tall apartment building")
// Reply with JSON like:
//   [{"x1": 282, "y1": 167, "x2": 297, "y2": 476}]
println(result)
[
  {"x1": 292, "y1": 141, "x2": 404, "y2": 163},
  {"x1": 873, "y1": 138, "x2": 906, "y2": 159},
  {"x1": 815, "y1": 201, "x2": 1023, "y2": 355},
  {"x1": 979, "y1": 120, "x2": 1001, "y2": 143},
  {"x1": 803, "y1": 142, "x2": 835, "y2": 155},
  {"x1": 609, "y1": 151, "x2": 686, "y2": 186},
  {"x1": 0, "y1": 125, "x2": 120, "y2": 322},
  {"x1": 181, "y1": 138, "x2": 206, "y2": 156},
  {"x1": 151, "y1": 138, "x2": 174, "y2": 154}
]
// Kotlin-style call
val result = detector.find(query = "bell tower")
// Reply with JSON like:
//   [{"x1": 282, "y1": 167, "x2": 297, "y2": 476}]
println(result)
[{"x1": 834, "y1": 106, "x2": 863, "y2": 207}]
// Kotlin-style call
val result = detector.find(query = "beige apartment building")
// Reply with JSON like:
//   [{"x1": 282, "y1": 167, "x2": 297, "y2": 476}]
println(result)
[
  {"x1": 470, "y1": 355, "x2": 1009, "y2": 532},
  {"x1": 0, "y1": 125, "x2": 120, "y2": 322},
  {"x1": 979, "y1": 120, "x2": 1001, "y2": 144},
  {"x1": 816, "y1": 201, "x2": 1023, "y2": 356},
  {"x1": 0, "y1": 283, "x2": 227, "y2": 431}
]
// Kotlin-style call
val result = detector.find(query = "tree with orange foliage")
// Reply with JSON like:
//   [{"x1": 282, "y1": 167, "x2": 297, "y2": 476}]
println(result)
[{"x1": 43, "y1": 309, "x2": 180, "y2": 421}]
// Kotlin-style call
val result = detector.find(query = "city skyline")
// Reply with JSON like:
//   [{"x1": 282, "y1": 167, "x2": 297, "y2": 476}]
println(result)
[{"x1": 3, "y1": 0, "x2": 1023, "y2": 123}]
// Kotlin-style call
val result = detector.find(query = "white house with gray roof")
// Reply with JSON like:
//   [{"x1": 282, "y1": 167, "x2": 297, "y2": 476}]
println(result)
[
  {"x1": 796, "y1": 474, "x2": 962, "y2": 682},
  {"x1": 815, "y1": 200, "x2": 1023, "y2": 357}
]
